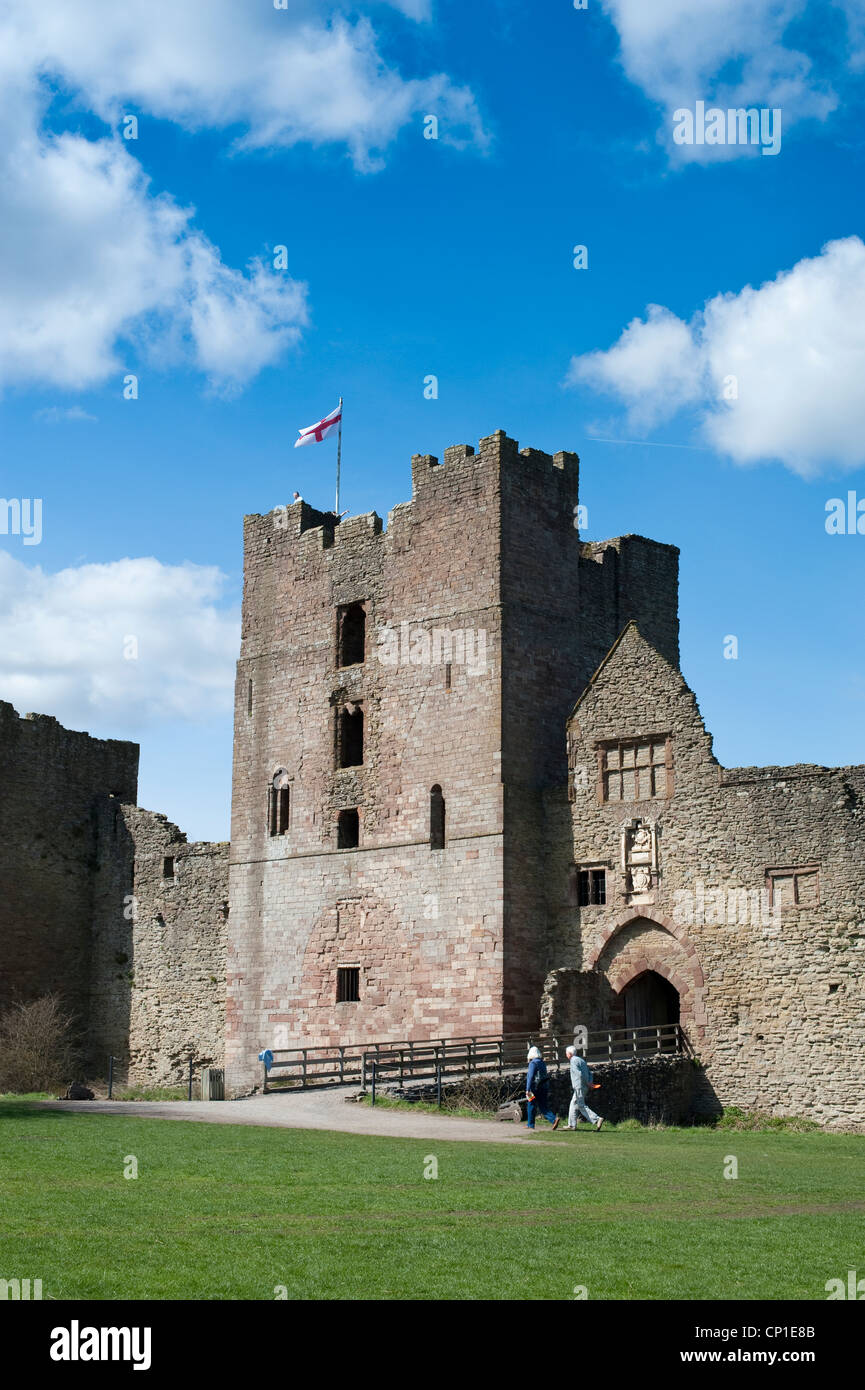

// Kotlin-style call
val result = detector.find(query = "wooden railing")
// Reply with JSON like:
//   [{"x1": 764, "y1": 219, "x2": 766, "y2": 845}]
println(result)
[
  {"x1": 582, "y1": 1021, "x2": 691, "y2": 1063},
  {"x1": 261, "y1": 1022, "x2": 691, "y2": 1092},
  {"x1": 359, "y1": 1034, "x2": 554, "y2": 1091}
]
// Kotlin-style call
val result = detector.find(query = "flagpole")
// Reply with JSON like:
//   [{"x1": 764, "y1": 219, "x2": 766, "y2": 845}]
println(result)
[{"x1": 335, "y1": 397, "x2": 343, "y2": 514}]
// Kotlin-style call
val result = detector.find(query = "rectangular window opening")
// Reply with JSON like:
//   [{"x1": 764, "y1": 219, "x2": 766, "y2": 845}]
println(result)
[
  {"x1": 337, "y1": 603, "x2": 366, "y2": 668},
  {"x1": 577, "y1": 867, "x2": 606, "y2": 906},
  {"x1": 337, "y1": 808, "x2": 359, "y2": 849},
  {"x1": 336, "y1": 966, "x2": 360, "y2": 1003},
  {"x1": 162, "y1": 856, "x2": 175, "y2": 880},
  {"x1": 338, "y1": 704, "x2": 364, "y2": 768}
]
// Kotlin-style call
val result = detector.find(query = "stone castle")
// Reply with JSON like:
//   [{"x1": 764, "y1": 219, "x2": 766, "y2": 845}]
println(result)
[{"x1": 2, "y1": 429, "x2": 862, "y2": 1125}]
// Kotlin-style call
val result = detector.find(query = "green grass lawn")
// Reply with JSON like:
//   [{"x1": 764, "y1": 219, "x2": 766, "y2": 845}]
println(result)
[{"x1": 1, "y1": 1097, "x2": 862, "y2": 1300}]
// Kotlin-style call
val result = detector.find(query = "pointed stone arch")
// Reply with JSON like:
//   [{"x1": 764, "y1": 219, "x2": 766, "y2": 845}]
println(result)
[
  {"x1": 586, "y1": 909, "x2": 703, "y2": 980},
  {"x1": 588, "y1": 911, "x2": 706, "y2": 1035}
]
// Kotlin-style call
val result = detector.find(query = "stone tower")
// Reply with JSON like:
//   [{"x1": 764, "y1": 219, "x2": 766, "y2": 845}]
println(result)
[{"x1": 225, "y1": 429, "x2": 679, "y2": 1093}]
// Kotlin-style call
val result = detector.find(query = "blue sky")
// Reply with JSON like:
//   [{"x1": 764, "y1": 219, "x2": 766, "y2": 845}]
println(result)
[{"x1": 1, "y1": 0, "x2": 864, "y2": 839}]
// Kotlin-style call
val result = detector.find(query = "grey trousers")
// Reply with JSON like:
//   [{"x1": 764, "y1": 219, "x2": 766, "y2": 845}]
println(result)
[{"x1": 568, "y1": 1086, "x2": 600, "y2": 1126}]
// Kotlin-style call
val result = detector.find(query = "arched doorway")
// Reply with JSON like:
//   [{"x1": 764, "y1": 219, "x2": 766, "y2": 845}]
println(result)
[
  {"x1": 621, "y1": 970, "x2": 680, "y2": 1030},
  {"x1": 588, "y1": 911, "x2": 706, "y2": 1041}
]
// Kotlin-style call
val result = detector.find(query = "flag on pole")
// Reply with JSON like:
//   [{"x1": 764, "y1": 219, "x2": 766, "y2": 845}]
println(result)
[{"x1": 294, "y1": 402, "x2": 342, "y2": 448}]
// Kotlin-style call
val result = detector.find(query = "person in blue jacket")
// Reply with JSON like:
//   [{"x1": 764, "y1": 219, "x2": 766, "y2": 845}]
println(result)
[{"x1": 525, "y1": 1046, "x2": 559, "y2": 1131}]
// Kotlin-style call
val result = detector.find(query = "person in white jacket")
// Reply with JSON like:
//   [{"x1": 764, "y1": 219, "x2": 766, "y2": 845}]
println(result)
[{"x1": 566, "y1": 1045, "x2": 603, "y2": 1130}]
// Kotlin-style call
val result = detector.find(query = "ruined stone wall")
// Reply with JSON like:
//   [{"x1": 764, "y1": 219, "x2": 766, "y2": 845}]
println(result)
[
  {"x1": 106, "y1": 808, "x2": 229, "y2": 1085},
  {"x1": 0, "y1": 700, "x2": 226, "y2": 1085},
  {"x1": 578, "y1": 536, "x2": 680, "y2": 683},
  {"x1": 559, "y1": 623, "x2": 865, "y2": 1127},
  {"x1": 544, "y1": 1055, "x2": 699, "y2": 1126},
  {"x1": 0, "y1": 701, "x2": 138, "y2": 1027},
  {"x1": 87, "y1": 795, "x2": 136, "y2": 1069}
]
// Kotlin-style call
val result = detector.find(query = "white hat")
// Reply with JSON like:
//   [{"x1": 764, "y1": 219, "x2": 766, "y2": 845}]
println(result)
[{"x1": 527, "y1": 1046, "x2": 541, "y2": 1060}]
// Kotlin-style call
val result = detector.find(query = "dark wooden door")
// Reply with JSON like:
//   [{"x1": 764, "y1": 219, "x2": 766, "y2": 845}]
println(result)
[{"x1": 624, "y1": 971, "x2": 680, "y2": 1030}]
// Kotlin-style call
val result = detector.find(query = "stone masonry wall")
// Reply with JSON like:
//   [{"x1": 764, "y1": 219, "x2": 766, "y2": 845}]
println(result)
[
  {"x1": 226, "y1": 430, "x2": 681, "y2": 1094},
  {"x1": 0, "y1": 701, "x2": 138, "y2": 1028},
  {"x1": 109, "y1": 808, "x2": 228, "y2": 1085},
  {"x1": 227, "y1": 435, "x2": 508, "y2": 1092},
  {"x1": 557, "y1": 622, "x2": 865, "y2": 1127},
  {"x1": 0, "y1": 699, "x2": 226, "y2": 1086}
]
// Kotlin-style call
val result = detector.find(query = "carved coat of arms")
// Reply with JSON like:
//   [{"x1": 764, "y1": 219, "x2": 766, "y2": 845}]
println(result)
[{"x1": 621, "y1": 819, "x2": 658, "y2": 902}]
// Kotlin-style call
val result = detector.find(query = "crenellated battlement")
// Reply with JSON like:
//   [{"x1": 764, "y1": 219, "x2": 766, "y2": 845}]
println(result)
[
  {"x1": 410, "y1": 429, "x2": 579, "y2": 495},
  {"x1": 243, "y1": 429, "x2": 582, "y2": 580}
]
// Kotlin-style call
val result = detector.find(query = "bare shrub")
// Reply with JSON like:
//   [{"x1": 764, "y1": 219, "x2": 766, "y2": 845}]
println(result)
[
  {"x1": 0, "y1": 994, "x2": 80, "y2": 1094},
  {"x1": 441, "y1": 1074, "x2": 513, "y2": 1114}
]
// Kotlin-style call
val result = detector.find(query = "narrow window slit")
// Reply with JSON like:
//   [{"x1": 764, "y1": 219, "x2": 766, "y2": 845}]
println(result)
[{"x1": 430, "y1": 784, "x2": 445, "y2": 850}]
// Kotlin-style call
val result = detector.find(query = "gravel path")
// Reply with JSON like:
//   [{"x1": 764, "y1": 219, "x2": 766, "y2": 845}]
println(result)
[{"x1": 36, "y1": 1087, "x2": 566, "y2": 1145}]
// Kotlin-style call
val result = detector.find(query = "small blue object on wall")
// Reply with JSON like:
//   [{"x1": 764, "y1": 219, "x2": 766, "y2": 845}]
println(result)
[{"x1": 258, "y1": 1048, "x2": 274, "y2": 1072}]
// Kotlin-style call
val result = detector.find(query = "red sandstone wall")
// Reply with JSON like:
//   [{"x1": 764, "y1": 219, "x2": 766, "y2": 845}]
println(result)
[{"x1": 226, "y1": 435, "x2": 507, "y2": 1091}]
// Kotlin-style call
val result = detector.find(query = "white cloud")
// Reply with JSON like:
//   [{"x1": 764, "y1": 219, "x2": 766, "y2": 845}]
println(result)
[
  {"x1": 0, "y1": 116, "x2": 309, "y2": 393},
  {"x1": 567, "y1": 237, "x2": 865, "y2": 477},
  {"x1": 0, "y1": 1, "x2": 485, "y2": 393},
  {"x1": 0, "y1": 553, "x2": 239, "y2": 727},
  {"x1": 572, "y1": 305, "x2": 702, "y2": 431},
  {"x1": 3, "y1": 1, "x2": 485, "y2": 168},
  {"x1": 599, "y1": 0, "x2": 862, "y2": 157}
]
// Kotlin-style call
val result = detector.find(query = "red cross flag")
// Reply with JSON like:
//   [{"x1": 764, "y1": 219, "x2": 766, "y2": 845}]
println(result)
[{"x1": 294, "y1": 401, "x2": 342, "y2": 448}]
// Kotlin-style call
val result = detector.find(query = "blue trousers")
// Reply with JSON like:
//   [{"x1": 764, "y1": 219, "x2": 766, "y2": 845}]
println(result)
[{"x1": 527, "y1": 1092, "x2": 556, "y2": 1127}]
